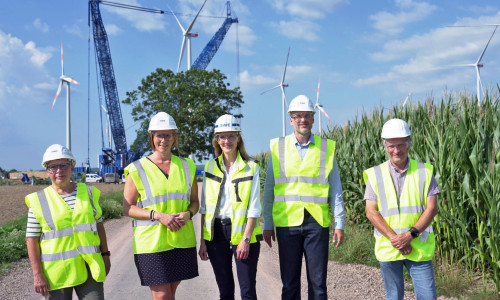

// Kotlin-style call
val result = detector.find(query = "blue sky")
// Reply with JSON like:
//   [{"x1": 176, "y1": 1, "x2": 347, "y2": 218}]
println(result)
[{"x1": 1, "y1": 0, "x2": 500, "y2": 171}]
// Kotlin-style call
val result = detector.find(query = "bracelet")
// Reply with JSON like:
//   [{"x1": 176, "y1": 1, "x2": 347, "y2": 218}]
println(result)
[
  {"x1": 150, "y1": 210, "x2": 156, "y2": 221},
  {"x1": 101, "y1": 251, "x2": 111, "y2": 256},
  {"x1": 188, "y1": 210, "x2": 194, "y2": 220}
]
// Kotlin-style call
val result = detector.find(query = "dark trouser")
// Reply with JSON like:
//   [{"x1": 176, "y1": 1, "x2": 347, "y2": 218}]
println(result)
[
  {"x1": 276, "y1": 214, "x2": 329, "y2": 300},
  {"x1": 205, "y1": 219, "x2": 260, "y2": 300},
  {"x1": 47, "y1": 263, "x2": 104, "y2": 300}
]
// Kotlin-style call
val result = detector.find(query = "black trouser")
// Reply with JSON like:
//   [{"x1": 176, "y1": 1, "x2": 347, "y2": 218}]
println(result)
[{"x1": 206, "y1": 219, "x2": 260, "y2": 300}]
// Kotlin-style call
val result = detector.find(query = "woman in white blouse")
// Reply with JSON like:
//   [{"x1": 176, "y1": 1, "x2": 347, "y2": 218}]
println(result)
[{"x1": 199, "y1": 114, "x2": 262, "y2": 300}]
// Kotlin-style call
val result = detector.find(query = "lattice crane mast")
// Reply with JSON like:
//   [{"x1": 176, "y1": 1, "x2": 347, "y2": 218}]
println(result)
[{"x1": 192, "y1": 1, "x2": 238, "y2": 70}]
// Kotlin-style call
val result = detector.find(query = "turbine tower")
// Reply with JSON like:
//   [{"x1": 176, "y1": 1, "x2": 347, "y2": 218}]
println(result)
[
  {"x1": 51, "y1": 43, "x2": 80, "y2": 151},
  {"x1": 261, "y1": 47, "x2": 290, "y2": 137},
  {"x1": 314, "y1": 79, "x2": 330, "y2": 136},
  {"x1": 170, "y1": 0, "x2": 208, "y2": 72}
]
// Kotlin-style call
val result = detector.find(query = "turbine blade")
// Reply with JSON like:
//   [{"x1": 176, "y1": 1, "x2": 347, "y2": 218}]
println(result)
[
  {"x1": 169, "y1": 6, "x2": 186, "y2": 32},
  {"x1": 186, "y1": 0, "x2": 208, "y2": 33},
  {"x1": 318, "y1": 106, "x2": 330, "y2": 120},
  {"x1": 316, "y1": 78, "x2": 320, "y2": 105},
  {"x1": 281, "y1": 85, "x2": 288, "y2": 108},
  {"x1": 63, "y1": 76, "x2": 80, "y2": 85},
  {"x1": 177, "y1": 37, "x2": 187, "y2": 72},
  {"x1": 60, "y1": 42, "x2": 64, "y2": 75},
  {"x1": 477, "y1": 25, "x2": 497, "y2": 64},
  {"x1": 281, "y1": 47, "x2": 290, "y2": 84},
  {"x1": 52, "y1": 81, "x2": 63, "y2": 110},
  {"x1": 260, "y1": 84, "x2": 280, "y2": 95},
  {"x1": 402, "y1": 92, "x2": 411, "y2": 107}
]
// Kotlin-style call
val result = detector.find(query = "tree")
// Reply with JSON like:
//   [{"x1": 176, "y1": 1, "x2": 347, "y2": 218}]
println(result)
[{"x1": 123, "y1": 68, "x2": 243, "y2": 161}]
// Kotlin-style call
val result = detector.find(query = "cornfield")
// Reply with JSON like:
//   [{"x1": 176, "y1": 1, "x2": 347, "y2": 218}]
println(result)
[{"x1": 257, "y1": 91, "x2": 500, "y2": 291}]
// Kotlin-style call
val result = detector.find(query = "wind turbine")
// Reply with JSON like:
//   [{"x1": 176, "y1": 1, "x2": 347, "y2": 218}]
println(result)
[
  {"x1": 452, "y1": 25, "x2": 498, "y2": 102},
  {"x1": 314, "y1": 79, "x2": 330, "y2": 136},
  {"x1": 261, "y1": 47, "x2": 290, "y2": 137},
  {"x1": 51, "y1": 43, "x2": 80, "y2": 151},
  {"x1": 170, "y1": 0, "x2": 208, "y2": 72}
]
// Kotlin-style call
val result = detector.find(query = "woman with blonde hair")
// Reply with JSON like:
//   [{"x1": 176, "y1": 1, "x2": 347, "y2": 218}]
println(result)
[
  {"x1": 123, "y1": 112, "x2": 199, "y2": 300},
  {"x1": 199, "y1": 114, "x2": 262, "y2": 300}
]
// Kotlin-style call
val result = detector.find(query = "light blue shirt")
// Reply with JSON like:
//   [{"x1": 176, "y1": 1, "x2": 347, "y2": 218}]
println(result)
[{"x1": 262, "y1": 133, "x2": 345, "y2": 230}]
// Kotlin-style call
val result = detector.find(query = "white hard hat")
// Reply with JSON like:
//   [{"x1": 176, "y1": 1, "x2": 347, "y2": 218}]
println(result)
[
  {"x1": 42, "y1": 144, "x2": 76, "y2": 168},
  {"x1": 288, "y1": 95, "x2": 315, "y2": 113},
  {"x1": 148, "y1": 112, "x2": 177, "y2": 132},
  {"x1": 381, "y1": 119, "x2": 411, "y2": 139},
  {"x1": 214, "y1": 114, "x2": 241, "y2": 133}
]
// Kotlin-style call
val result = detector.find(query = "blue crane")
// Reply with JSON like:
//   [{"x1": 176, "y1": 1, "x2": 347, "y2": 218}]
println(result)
[
  {"x1": 192, "y1": 1, "x2": 238, "y2": 70},
  {"x1": 87, "y1": 0, "x2": 236, "y2": 175}
]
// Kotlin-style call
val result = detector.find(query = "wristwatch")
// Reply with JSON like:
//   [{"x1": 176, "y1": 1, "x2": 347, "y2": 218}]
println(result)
[
  {"x1": 101, "y1": 251, "x2": 111, "y2": 256},
  {"x1": 409, "y1": 227, "x2": 420, "y2": 238},
  {"x1": 242, "y1": 237, "x2": 251, "y2": 244}
]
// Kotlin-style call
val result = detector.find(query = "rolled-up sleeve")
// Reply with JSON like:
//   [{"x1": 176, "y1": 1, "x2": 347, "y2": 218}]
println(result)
[
  {"x1": 247, "y1": 165, "x2": 262, "y2": 218},
  {"x1": 263, "y1": 157, "x2": 275, "y2": 230},
  {"x1": 329, "y1": 158, "x2": 345, "y2": 230}
]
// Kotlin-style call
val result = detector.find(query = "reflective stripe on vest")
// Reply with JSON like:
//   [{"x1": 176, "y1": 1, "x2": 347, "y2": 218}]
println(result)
[
  {"x1": 203, "y1": 154, "x2": 262, "y2": 244},
  {"x1": 37, "y1": 188, "x2": 98, "y2": 241},
  {"x1": 126, "y1": 156, "x2": 197, "y2": 253},
  {"x1": 274, "y1": 137, "x2": 329, "y2": 186},
  {"x1": 271, "y1": 135, "x2": 335, "y2": 228},
  {"x1": 132, "y1": 158, "x2": 191, "y2": 211},
  {"x1": 373, "y1": 162, "x2": 427, "y2": 218},
  {"x1": 28, "y1": 183, "x2": 106, "y2": 289},
  {"x1": 40, "y1": 245, "x2": 100, "y2": 262},
  {"x1": 364, "y1": 159, "x2": 435, "y2": 262}
]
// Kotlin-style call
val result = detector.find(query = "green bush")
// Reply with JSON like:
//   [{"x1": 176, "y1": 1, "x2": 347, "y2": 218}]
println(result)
[
  {"x1": 329, "y1": 223, "x2": 378, "y2": 267},
  {"x1": 100, "y1": 192, "x2": 123, "y2": 220},
  {"x1": 0, "y1": 217, "x2": 28, "y2": 266}
]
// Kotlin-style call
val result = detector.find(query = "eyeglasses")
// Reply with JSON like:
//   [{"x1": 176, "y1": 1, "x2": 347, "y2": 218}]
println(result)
[
  {"x1": 216, "y1": 133, "x2": 239, "y2": 142},
  {"x1": 290, "y1": 113, "x2": 314, "y2": 120},
  {"x1": 46, "y1": 163, "x2": 72, "y2": 173},
  {"x1": 385, "y1": 142, "x2": 409, "y2": 151},
  {"x1": 152, "y1": 132, "x2": 175, "y2": 140}
]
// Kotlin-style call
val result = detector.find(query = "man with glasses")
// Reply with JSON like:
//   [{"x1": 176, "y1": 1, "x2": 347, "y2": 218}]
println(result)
[
  {"x1": 263, "y1": 95, "x2": 345, "y2": 300},
  {"x1": 364, "y1": 119, "x2": 439, "y2": 300}
]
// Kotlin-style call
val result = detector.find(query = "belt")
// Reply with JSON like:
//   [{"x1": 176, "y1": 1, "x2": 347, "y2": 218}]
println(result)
[{"x1": 215, "y1": 218, "x2": 232, "y2": 225}]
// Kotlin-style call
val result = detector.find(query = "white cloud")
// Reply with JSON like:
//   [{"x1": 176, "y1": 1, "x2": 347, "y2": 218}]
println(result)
[
  {"x1": 105, "y1": 24, "x2": 122, "y2": 36},
  {"x1": 64, "y1": 24, "x2": 84, "y2": 38},
  {"x1": 355, "y1": 15, "x2": 500, "y2": 94},
  {"x1": 270, "y1": 0, "x2": 349, "y2": 19},
  {"x1": 33, "y1": 18, "x2": 49, "y2": 33},
  {"x1": 272, "y1": 20, "x2": 319, "y2": 41},
  {"x1": 370, "y1": 0, "x2": 437, "y2": 36},
  {"x1": 0, "y1": 30, "x2": 54, "y2": 110},
  {"x1": 239, "y1": 70, "x2": 276, "y2": 89}
]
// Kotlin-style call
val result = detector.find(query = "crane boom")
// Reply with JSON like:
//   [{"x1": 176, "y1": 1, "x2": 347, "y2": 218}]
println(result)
[
  {"x1": 89, "y1": 0, "x2": 128, "y2": 167},
  {"x1": 192, "y1": 1, "x2": 238, "y2": 70}
]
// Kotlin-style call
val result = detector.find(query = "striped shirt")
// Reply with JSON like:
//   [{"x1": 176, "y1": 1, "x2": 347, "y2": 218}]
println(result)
[{"x1": 26, "y1": 188, "x2": 103, "y2": 238}]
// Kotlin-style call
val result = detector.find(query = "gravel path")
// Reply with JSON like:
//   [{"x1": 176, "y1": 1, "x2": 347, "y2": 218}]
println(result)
[{"x1": 0, "y1": 217, "x2": 456, "y2": 300}]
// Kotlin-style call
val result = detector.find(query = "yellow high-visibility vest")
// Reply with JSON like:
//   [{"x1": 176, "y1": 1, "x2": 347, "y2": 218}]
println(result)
[
  {"x1": 125, "y1": 156, "x2": 196, "y2": 254},
  {"x1": 203, "y1": 152, "x2": 262, "y2": 245},
  {"x1": 25, "y1": 184, "x2": 106, "y2": 290},
  {"x1": 363, "y1": 159, "x2": 435, "y2": 262},
  {"x1": 270, "y1": 134, "x2": 335, "y2": 228}
]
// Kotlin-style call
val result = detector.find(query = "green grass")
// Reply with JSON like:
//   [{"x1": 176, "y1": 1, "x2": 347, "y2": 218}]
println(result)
[{"x1": 329, "y1": 223, "x2": 379, "y2": 268}]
